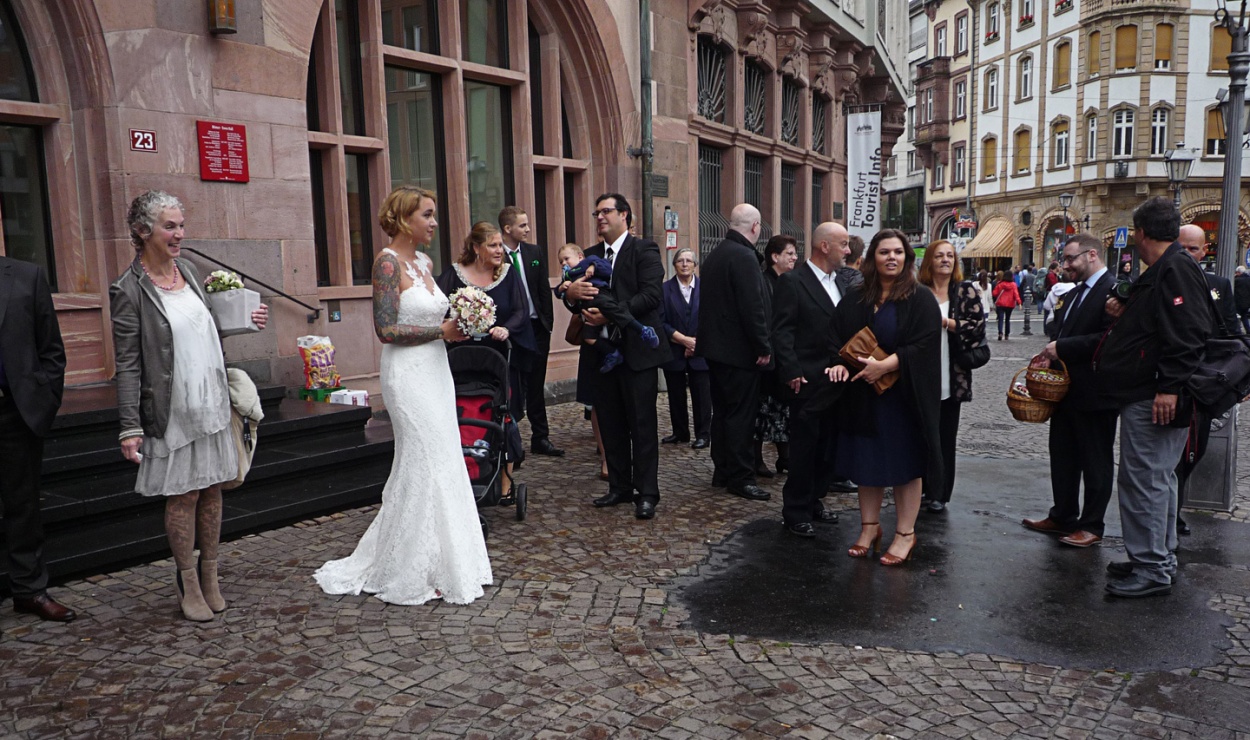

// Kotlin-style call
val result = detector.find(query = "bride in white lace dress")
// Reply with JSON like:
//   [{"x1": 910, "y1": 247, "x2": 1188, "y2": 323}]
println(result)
[{"x1": 314, "y1": 186, "x2": 493, "y2": 605}]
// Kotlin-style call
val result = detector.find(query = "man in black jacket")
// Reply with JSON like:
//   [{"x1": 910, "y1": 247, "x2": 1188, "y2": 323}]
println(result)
[
  {"x1": 1234, "y1": 266, "x2": 1250, "y2": 333},
  {"x1": 0, "y1": 257, "x2": 76, "y2": 621},
  {"x1": 1095, "y1": 197, "x2": 1214, "y2": 598},
  {"x1": 499, "y1": 206, "x2": 563, "y2": 458},
  {"x1": 1024, "y1": 234, "x2": 1117, "y2": 548},
  {"x1": 565, "y1": 194, "x2": 670, "y2": 520},
  {"x1": 772, "y1": 222, "x2": 861, "y2": 536},
  {"x1": 697, "y1": 204, "x2": 772, "y2": 502}
]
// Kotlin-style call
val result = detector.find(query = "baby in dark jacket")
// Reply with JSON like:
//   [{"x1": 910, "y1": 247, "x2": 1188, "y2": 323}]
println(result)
[{"x1": 555, "y1": 244, "x2": 659, "y2": 372}]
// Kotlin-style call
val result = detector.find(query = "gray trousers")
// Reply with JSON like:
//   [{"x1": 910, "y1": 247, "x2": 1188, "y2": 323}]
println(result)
[{"x1": 1117, "y1": 399, "x2": 1185, "y2": 582}]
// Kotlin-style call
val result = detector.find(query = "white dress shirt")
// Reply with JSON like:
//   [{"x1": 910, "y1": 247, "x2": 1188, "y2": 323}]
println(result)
[
  {"x1": 678, "y1": 277, "x2": 694, "y2": 303},
  {"x1": 807, "y1": 260, "x2": 842, "y2": 306},
  {"x1": 506, "y1": 244, "x2": 538, "y2": 319}
]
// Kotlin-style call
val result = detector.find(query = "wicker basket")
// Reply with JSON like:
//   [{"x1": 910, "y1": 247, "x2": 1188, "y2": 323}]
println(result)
[
  {"x1": 1026, "y1": 358, "x2": 1070, "y2": 403},
  {"x1": 1007, "y1": 368, "x2": 1056, "y2": 423}
]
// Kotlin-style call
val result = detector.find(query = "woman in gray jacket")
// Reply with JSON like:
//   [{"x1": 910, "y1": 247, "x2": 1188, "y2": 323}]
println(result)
[{"x1": 110, "y1": 191, "x2": 268, "y2": 622}]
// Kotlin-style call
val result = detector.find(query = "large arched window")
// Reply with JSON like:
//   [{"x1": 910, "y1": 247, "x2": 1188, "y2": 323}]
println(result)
[{"x1": 0, "y1": 0, "x2": 54, "y2": 285}]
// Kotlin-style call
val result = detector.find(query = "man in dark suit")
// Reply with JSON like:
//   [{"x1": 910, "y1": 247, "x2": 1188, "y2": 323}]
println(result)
[
  {"x1": 659, "y1": 247, "x2": 710, "y2": 448},
  {"x1": 1235, "y1": 266, "x2": 1250, "y2": 334},
  {"x1": 697, "y1": 203, "x2": 772, "y2": 502},
  {"x1": 565, "y1": 194, "x2": 670, "y2": 519},
  {"x1": 0, "y1": 256, "x2": 76, "y2": 621},
  {"x1": 1024, "y1": 234, "x2": 1117, "y2": 548},
  {"x1": 772, "y1": 222, "x2": 861, "y2": 536},
  {"x1": 499, "y1": 206, "x2": 563, "y2": 458},
  {"x1": 1173, "y1": 224, "x2": 1242, "y2": 535}
]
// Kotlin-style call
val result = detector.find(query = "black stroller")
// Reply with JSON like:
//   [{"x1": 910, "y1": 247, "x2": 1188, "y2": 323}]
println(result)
[{"x1": 447, "y1": 341, "x2": 527, "y2": 538}]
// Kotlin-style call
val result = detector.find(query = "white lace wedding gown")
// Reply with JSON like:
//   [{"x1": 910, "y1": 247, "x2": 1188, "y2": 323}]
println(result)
[{"x1": 313, "y1": 252, "x2": 493, "y2": 605}]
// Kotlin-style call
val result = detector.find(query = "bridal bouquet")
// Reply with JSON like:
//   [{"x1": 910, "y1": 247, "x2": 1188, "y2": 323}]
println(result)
[{"x1": 448, "y1": 286, "x2": 496, "y2": 336}]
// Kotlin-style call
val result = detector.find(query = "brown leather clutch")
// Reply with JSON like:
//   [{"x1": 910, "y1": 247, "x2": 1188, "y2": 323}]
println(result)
[
  {"x1": 564, "y1": 314, "x2": 585, "y2": 346},
  {"x1": 838, "y1": 326, "x2": 900, "y2": 395}
]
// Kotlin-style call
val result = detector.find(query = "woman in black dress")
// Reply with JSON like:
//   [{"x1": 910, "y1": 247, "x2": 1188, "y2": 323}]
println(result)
[{"x1": 826, "y1": 229, "x2": 942, "y2": 565}]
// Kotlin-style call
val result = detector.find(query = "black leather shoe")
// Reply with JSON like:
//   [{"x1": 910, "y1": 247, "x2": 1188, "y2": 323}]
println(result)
[
  {"x1": 635, "y1": 501, "x2": 656, "y2": 519},
  {"x1": 1106, "y1": 561, "x2": 1134, "y2": 578},
  {"x1": 531, "y1": 439, "x2": 565, "y2": 457},
  {"x1": 1106, "y1": 573, "x2": 1172, "y2": 598},
  {"x1": 827, "y1": 478, "x2": 858, "y2": 493},
  {"x1": 711, "y1": 473, "x2": 727, "y2": 488},
  {"x1": 593, "y1": 492, "x2": 631, "y2": 508},
  {"x1": 661, "y1": 434, "x2": 689, "y2": 444},
  {"x1": 729, "y1": 484, "x2": 770, "y2": 501},
  {"x1": 813, "y1": 509, "x2": 840, "y2": 524},
  {"x1": 926, "y1": 500, "x2": 947, "y2": 513},
  {"x1": 754, "y1": 465, "x2": 776, "y2": 479},
  {"x1": 691, "y1": 438, "x2": 709, "y2": 449},
  {"x1": 1177, "y1": 516, "x2": 1192, "y2": 536},
  {"x1": 12, "y1": 593, "x2": 76, "y2": 622},
  {"x1": 785, "y1": 522, "x2": 816, "y2": 538}
]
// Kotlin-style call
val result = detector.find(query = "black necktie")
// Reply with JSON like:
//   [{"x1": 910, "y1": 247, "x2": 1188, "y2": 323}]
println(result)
[{"x1": 605, "y1": 246, "x2": 614, "y2": 263}]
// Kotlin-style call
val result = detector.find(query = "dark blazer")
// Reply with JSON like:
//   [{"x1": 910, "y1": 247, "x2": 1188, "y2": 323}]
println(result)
[
  {"x1": 1049, "y1": 269, "x2": 1116, "y2": 410},
  {"x1": 0, "y1": 257, "x2": 66, "y2": 437},
  {"x1": 772, "y1": 263, "x2": 857, "y2": 400},
  {"x1": 110, "y1": 258, "x2": 219, "y2": 440},
  {"x1": 574, "y1": 235, "x2": 669, "y2": 372},
  {"x1": 515, "y1": 241, "x2": 554, "y2": 334},
  {"x1": 696, "y1": 229, "x2": 771, "y2": 368},
  {"x1": 659, "y1": 276, "x2": 707, "y2": 372},
  {"x1": 828, "y1": 286, "x2": 944, "y2": 488},
  {"x1": 1205, "y1": 272, "x2": 1241, "y2": 336}
]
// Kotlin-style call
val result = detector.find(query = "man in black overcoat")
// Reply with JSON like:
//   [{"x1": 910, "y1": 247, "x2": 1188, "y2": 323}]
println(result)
[
  {"x1": 565, "y1": 194, "x2": 670, "y2": 519},
  {"x1": 697, "y1": 203, "x2": 772, "y2": 502},
  {"x1": 0, "y1": 256, "x2": 76, "y2": 621},
  {"x1": 499, "y1": 206, "x2": 563, "y2": 458},
  {"x1": 772, "y1": 222, "x2": 861, "y2": 536},
  {"x1": 1025, "y1": 234, "x2": 1117, "y2": 548}
]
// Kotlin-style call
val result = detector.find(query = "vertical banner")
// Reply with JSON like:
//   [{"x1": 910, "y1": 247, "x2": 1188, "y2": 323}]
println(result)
[{"x1": 847, "y1": 110, "x2": 882, "y2": 241}]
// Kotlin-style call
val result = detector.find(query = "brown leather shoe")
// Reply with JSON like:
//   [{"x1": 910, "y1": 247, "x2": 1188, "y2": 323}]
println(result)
[
  {"x1": 1022, "y1": 517, "x2": 1074, "y2": 535},
  {"x1": 1059, "y1": 530, "x2": 1102, "y2": 548},
  {"x1": 12, "y1": 593, "x2": 77, "y2": 622}
]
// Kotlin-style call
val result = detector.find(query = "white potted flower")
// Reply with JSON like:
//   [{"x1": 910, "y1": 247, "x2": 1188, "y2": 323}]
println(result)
[{"x1": 203, "y1": 270, "x2": 261, "y2": 336}]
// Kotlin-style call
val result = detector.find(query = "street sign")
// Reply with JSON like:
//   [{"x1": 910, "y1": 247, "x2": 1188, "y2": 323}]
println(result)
[
  {"x1": 1114, "y1": 227, "x2": 1129, "y2": 250},
  {"x1": 1245, "y1": 248, "x2": 1250, "y2": 268}
]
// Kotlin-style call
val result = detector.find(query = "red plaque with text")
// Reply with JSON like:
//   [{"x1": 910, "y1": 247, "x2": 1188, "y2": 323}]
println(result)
[{"x1": 197, "y1": 121, "x2": 249, "y2": 183}]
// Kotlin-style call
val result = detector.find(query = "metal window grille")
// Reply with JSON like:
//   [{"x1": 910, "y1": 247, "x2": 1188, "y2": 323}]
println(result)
[
  {"x1": 781, "y1": 79, "x2": 801, "y2": 146},
  {"x1": 697, "y1": 37, "x2": 727, "y2": 123},
  {"x1": 780, "y1": 164, "x2": 804, "y2": 259},
  {"x1": 812, "y1": 96, "x2": 828, "y2": 153},
  {"x1": 698, "y1": 144, "x2": 728, "y2": 261},
  {"x1": 744, "y1": 60, "x2": 767, "y2": 135},
  {"x1": 812, "y1": 173, "x2": 824, "y2": 231},
  {"x1": 744, "y1": 154, "x2": 773, "y2": 247}
]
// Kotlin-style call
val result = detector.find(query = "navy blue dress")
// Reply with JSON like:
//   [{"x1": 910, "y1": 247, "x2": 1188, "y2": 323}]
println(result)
[{"x1": 834, "y1": 301, "x2": 927, "y2": 486}]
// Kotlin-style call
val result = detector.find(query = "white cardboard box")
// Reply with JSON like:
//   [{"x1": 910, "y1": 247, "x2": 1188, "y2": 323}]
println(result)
[
  {"x1": 206, "y1": 288, "x2": 261, "y2": 337},
  {"x1": 329, "y1": 389, "x2": 370, "y2": 407}
]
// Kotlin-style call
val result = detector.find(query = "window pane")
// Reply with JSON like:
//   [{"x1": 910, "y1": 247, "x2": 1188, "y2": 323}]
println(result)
[
  {"x1": 1055, "y1": 43, "x2": 1070, "y2": 87},
  {"x1": 0, "y1": 0, "x2": 36, "y2": 102},
  {"x1": 563, "y1": 171, "x2": 578, "y2": 245},
  {"x1": 464, "y1": 80, "x2": 513, "y2": 228},
  {"x1": 744, "y1": 60, "x2": 767, "y2": 135},
  {"x1": 461, "y1": 0, "x2": 507, "y2": 68},
  {"x1": 385, "y1": 66, "x2": 445, "y2": 268},
  {"x1": 1155, "y1": 24, "x2": 1173, "y2": 63},
  {"x1": 529, "y1": 22, "x2": 545, "y2": 155},
  {"x1": 345, "y1": 153, "x2": 373, "y2": 285},
  {"x1": 699, "y1": 145, "x2": 726, "y2": 260},
  {"x1": 1214, "y1": 27, "x2": 1232, "y2": 71},
  {"x1": 743, "y1": 153, "x2": 772, "y2": 246},
  {"x1": 1088, "y1": 31, "x2": 1100, "y2": 75},
  {"x1": 780, "y1": 164, "x2": 803, "y2": 258},
  {"x1": 307, "y1": 20, "x2": 322, "y2": 131},
  {"x1": 381, "y1": 0, "x2": 438, "y2": 54},
  {"x1": 310, "y1": 149, "x2": 330, "y2": 286},
  {"x1": 1115, "y1": 26, "x2": 1137, "y2": 70},
  {"x1": 698, "y1": 36, "x2": 728, "y2": 124},
  {"x1": 0, "y1": 124, "x2": 55, "y2": 286},
  {"x1": 335, "y1": 0, "x2": 365, "y2": 135}
]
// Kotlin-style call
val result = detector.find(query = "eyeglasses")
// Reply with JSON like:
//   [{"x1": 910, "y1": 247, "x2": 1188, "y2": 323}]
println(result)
[
  {"x1": 1060, "y1": 251, "x2": 1090, "y2": 264},
  {"x1": 591, "y1": 208, "x2": 618, "y2": 219}
]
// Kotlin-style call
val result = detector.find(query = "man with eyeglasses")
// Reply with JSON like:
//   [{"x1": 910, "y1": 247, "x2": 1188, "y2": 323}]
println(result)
[
  {"x1": 564, "y1": 194, "x2": 669, "y2": 520},
  {"x1": 1024, "y1": 233, "x2": 1117, "y2": 550}
]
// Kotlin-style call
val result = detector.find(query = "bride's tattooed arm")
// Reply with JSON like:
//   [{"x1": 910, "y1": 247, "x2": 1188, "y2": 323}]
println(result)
[{"x1": 373, "y1": 253, "x2": 445, "y2": 345}]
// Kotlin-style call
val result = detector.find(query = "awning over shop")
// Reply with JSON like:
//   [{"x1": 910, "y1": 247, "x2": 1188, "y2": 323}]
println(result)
[{"x1": 960, "y1": 218, "x2": 1015, "y2": 259}]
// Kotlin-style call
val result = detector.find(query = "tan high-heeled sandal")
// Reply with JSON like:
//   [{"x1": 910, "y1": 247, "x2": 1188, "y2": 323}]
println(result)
[
  {"x1": 880, "y1": 531, "x2": 917, "y2": 566},
  {"x1": 848, "y1": 522, "x2": 882, "y2": 558}
]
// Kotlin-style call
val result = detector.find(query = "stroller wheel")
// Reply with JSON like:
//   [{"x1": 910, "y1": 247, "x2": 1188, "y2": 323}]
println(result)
[
  {"x1": 515, "y1": 483, "x2": 528, "y2": 521},
  {"x1": 480, "y1": 515, "x2": 489, "y2": 540}
]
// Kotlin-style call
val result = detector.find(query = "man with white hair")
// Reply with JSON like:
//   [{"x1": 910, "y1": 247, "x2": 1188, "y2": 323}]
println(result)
[{"x1": 697, "y1": 204, "x2": 773, "y2": 502}]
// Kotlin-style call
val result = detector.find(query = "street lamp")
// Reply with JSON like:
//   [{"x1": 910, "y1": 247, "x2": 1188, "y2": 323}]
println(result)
[
  {"x1": 1215, "y1": 0, "x2": 1250, "y2": 281},
  {"x1": 1164, "y1": 146, "x2": 1196, "y2": 209},
  {"x1": 1059, "y1": 192, "x2": 1074, "y2": 244}
]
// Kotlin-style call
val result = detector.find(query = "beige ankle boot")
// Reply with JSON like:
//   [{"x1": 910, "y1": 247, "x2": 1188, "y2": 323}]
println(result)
[
  {"x1": 198, "y1": 559, "x2": 227, "y2": 613},
  {"x1": 176, "y1": 568, "x2": 214, "y2": 622}
]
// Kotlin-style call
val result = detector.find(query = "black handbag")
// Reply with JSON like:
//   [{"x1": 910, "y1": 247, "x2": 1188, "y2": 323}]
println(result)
[
  {"x1": 1186, "y1": 333, "x2": 1250, "y2": 417},
  {"x1": 954, "y1": 334, "x2": 991, "y2": 370}
]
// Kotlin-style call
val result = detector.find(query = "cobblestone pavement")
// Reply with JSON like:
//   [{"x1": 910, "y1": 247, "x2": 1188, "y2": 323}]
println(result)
[{"x1": 2, "y1": 326, "x2": 1249, "y2": 738}]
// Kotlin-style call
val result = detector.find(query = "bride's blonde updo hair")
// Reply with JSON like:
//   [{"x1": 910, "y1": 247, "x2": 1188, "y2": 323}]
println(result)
[
  {"x1": 457, "y1": 221, "x2": 504, "y2": 280},
  {"x1": 378, "y1": 185, "x2": 437, "y2": 239},
  {"x1": 126, "y1": 190, "x2": 183, "y2": 254}
]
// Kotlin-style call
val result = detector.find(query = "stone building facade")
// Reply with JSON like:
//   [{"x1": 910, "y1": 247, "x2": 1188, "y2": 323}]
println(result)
[{"x1": 0, "y1": 0, "x2": 905, "y2": 393}]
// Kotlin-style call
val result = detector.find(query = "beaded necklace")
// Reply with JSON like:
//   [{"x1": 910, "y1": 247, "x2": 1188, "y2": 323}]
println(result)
[{"x1": 141, "y1": 258, "x2": 181, "y2": 291}]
